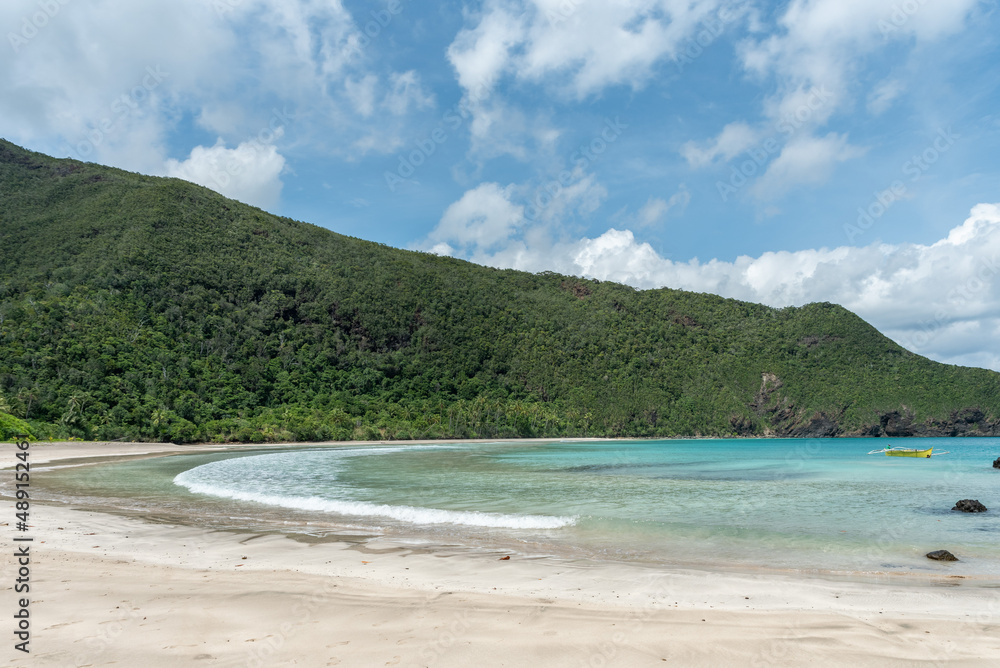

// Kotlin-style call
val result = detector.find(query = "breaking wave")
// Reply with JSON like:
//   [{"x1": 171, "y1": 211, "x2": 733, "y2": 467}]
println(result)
[{"x1": 173, "y1": 448, "x2": 575, "y2": 530}]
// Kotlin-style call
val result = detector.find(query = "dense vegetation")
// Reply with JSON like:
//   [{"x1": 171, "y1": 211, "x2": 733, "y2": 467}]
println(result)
[
  {"x1": 0, "y1": 394, "x2": 32, "y2": 440},
  {"x1": 1, "y1": 139, "x2": 999, "y2": 443}
]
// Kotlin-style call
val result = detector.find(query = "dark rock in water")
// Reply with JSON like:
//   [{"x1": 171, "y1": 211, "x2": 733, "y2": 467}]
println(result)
[
  {"x1": 926, "y1": 550, "x2": 959, "y2": 562},
  {"x1": 993, "y1": 457, "x2": 1000, "y2": 469},
  {"x1": 952, "y1": 499, "x2": 988, "y2": 513}
]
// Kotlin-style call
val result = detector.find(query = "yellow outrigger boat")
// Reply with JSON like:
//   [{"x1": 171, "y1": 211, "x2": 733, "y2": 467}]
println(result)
[
  {"x1": 867, "y1": 445, "x2": 946, "y2": 458},
  {"x1": 885, "y1": 446, "x2": 932, "y2": 458}
]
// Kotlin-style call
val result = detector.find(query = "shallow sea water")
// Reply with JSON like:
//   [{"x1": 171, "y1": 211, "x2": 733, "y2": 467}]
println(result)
[{"x1": 38, "y1": 438, "x2": 1000, "y2": 578}]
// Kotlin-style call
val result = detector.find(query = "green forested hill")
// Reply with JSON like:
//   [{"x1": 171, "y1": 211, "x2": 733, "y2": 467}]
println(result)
[{"x1": 1, "y1": 139, "x2": 998, "y2": 442}]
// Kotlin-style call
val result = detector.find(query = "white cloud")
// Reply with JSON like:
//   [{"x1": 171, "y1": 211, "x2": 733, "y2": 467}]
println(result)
[
  {"x1": 165, "y1": 138, "x2": 286, "y2": 210},
  {"x1": 345, "y1": 75, "x2": 378, "y2": 117},
  {"x1": 517, "y1": 0, "x2": 722, "y2": 97},
  {"x1": 384, "y1": 71, "x2": 434, "y2": 116},
  {"x1": 635, "y1": 186, "x2": 690, "y2": 227},
  {"x1": 429, "y1": 242, "x2": 455, "y2": 256},
  {"x1": 867, "y1": 78, "x2": 904, "y2": 116},
  {"x1": 447, "y1": 0, "x2": 728, "y2": 157},
  {"x1": 449, "y1": 0, "x2": 718, "y2": 100},
  {"x1": 682, "y1": 122, "x2": 759, "y2": 167},
  {"x1": 681, "y1": 0, "x2": 979, "y2": 202},
  {"x1": 425, "y1": 171, "x2": 610, "y2": 262},
  {"x1": 455, "y1": 203, "x2": 1000, "y2": 370},
  {"x1": 638, "y1": 198, "x2": 671, "y2": 227},
  {"x1": 230, "y1": 0, "x2": 358, "y2": 98},
  {"x1": 741, "y1": 0, "x2": 979, "y2": 125},
  {"x1": 447, "y1": 4, "x2": 525, "y2": 96},
  {"x1": 429, "y1": 182, "x2": 526, "y2": 251},
  {"x1": 523, "y1": 169, "x2": 607, "y2": 224},
  {"x1": 343, "y1": 71, "x2": 435, "y2": 154},
  {"x1": 751, "y1": 132, "x2": 867, "y2": 200},
  {"x1": 0, "y1": 0, "x2": 228, "y2": 171},
  {"x1": 0, "y1": 0, "x2": 427, "y2": 173}
]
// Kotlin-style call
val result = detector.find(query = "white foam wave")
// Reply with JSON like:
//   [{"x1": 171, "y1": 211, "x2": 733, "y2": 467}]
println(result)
[{"x1": 173, "y1": 476, "x2": 575, "y2": 529}]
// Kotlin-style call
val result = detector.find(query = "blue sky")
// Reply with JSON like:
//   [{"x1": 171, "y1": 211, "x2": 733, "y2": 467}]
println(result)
[{"x1": 2, "y1": 0, "x2": 1000, "y2": 369}]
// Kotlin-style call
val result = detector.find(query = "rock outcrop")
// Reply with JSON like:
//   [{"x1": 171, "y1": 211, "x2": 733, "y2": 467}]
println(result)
[
  {"x1": 837, "y1": 407, "x2": 999, "y2": 438},
  {"x1": 952, "y1": 499, "x2": 988, "y2": 513}
]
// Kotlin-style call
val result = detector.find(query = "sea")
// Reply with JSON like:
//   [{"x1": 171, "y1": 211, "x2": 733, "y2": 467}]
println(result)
[{"x1": 38, "y1": 437, "x2": 1000, "y2": 579}]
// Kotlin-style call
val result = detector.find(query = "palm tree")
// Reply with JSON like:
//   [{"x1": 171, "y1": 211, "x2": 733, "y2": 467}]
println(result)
[
  {"x1": 16, "y1": 388, "x2": 37, "y2": 419},
  {"x1": 62, "y1": 394, "x2": 86, "y2": 427}
]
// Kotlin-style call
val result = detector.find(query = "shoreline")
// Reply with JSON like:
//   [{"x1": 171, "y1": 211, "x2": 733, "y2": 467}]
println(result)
[
  {"x1": 4, "y1": 441, "x2": 1000, "y2": 666},
  {"x1": 24, "y1": 438, "x2": 1000, "y2": 584}
]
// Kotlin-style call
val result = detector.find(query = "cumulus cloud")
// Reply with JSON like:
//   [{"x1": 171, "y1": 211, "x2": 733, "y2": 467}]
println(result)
[
  {"x1": 429, "y1": 182, "x2": 526, "y2": 251},
  {"x1": 426, "y1": 169, "x2": 610, "y2": 258},
  {"x1": 447, "y1": 4, "x2": 525, "y2": 96},
  {"x1": 683, "y1": 0, "x2": 980, "y2": 204},
  {"x1": 0, "y1": 0, "x2": 428, "y2": 175},
  {"x1": 515, "y1": 0, "x2": 723, "y2": 97},
  {"x1": 447, "y1": 0, "x2": 728, "y2": 156},
  {"x1": 751, "y1": 132, "x2": 867, "y2": 200},
  {"x1": 448, "y1": 203, "x2": 1000, "y2": 370},
  {"x1": 0, "y1": 0, "x2": 228, "y2": 171},
  {"x1": 682, "y1": 122, "x2": 759, "y2": 168},
  {"x1": 227, "y1": 0, "x2": 359, "y2": 98},
  {"x1": 420, "y1": 170, "x2": 616, "y2": 290},
  {"x1": 742, "y1": 0, "x2": 979, "y2": 114},
  {"x1": 448, "y1": 0, "x2": 723, "y2": 99},
  {"x1": 165, "y1": 138, "x2": 286, "y2": 210}
]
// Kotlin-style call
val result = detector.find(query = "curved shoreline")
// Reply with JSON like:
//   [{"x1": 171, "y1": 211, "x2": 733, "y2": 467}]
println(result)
[
  {"x1": 15, "y1": 439, "x2": 1000, "y2": 584},
  {"x1": 4, "y1": 441, "x2": 1000, "y2": 666}
]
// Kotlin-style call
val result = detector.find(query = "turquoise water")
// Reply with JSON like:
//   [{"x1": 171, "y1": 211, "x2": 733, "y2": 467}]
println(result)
[{"x1": 44, "y1": 438, "x2": 1000, "y2": 576}]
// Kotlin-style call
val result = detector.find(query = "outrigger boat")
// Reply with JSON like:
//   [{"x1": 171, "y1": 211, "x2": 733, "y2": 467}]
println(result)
[{"x1": 867, "y1": 445, "x2": 948, "y2": 458}]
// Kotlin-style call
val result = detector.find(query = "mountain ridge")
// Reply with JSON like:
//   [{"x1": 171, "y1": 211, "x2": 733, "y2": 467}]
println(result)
[{"x1": 1, "y1": 139, "x2": 998, "y2": 442}]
